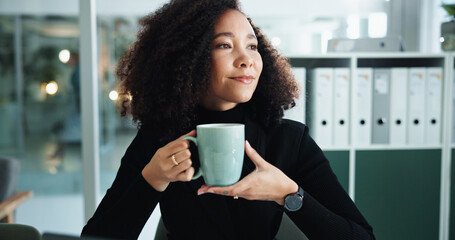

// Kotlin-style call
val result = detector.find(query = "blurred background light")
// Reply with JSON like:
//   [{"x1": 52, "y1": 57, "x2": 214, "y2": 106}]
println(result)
[
  {"x1": 59, "y1": 49, "x2": 71, "y2": 63},
  {"x1": 109, "y1": 90, "x2": 118, "y2": 101},
  {"x1": 45, "y1": 81, "x2": 58, "y2": 95},
  {"x1": 368, "y1": 12, "x2": 387, "y2": 38},
  {"x1": 271, "y1": 37, "x2": 281, "y2": 46}
]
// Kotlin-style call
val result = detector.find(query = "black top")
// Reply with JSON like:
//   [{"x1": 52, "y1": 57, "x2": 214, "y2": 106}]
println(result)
[
  {"x1": 82, "y1": 104, "x2": 375, "y2": 240},
  {"x1": 196, "y1": 103, "x2": 246, "y2": 124}
]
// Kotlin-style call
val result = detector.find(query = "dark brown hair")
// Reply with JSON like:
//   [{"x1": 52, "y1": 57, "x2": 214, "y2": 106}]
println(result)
[{"x1": 117, "y1": 0, "x2": 299, "y2": 143}]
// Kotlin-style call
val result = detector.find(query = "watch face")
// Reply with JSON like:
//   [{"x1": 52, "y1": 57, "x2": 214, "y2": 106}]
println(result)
[{"x1": 285, "y1": 194, "x2": 303, "y2": 211}]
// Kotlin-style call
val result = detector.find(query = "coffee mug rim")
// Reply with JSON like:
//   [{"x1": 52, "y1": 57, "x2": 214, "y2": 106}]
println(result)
[{"x1": 197, "y1": 123, "x2": 244, "y2": 128}]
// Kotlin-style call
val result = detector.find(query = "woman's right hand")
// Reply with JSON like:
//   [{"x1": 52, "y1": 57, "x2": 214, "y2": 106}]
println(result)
[{"x1": 142, "y1": 130, "x2": 196, "y2": 192}]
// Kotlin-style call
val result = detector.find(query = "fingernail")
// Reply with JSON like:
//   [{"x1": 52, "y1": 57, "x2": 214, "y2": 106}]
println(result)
[
  {"x1": 246, "y1": 140, "x2": 251, "y2": 147},
  {"x1": 197, "y1": 190, "x2": 205, "y2": 195}
]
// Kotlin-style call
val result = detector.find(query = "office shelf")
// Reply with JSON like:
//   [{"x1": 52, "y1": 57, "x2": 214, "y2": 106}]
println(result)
[{"x1": 289, "y1": 53, "x2": 453, "y2": 240}]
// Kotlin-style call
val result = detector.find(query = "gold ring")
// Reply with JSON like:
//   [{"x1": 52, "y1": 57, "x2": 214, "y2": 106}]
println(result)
[
  {"x1": 171, "y1": 155, "x2": 178, "y2": 166},
  {"x1": 233, "y1": 194, "x2": 238, "y2": 200}
]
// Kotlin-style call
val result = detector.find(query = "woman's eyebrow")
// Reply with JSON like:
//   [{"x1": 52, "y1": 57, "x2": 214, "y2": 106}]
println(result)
[
  {"x1": 247, "y1": 33, "x2": 257, "y2": 39},
  {"x1": 213, "y1": 32, "x2": 234, "y2": 39},
  {"x1": 213, "y1": 32, "x2": 257, "y2": 40}
]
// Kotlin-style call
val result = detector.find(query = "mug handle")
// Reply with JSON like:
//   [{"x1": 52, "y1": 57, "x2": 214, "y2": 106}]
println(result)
[{"x1": 182, "y1": 136, "x2": 203, "y2": 180}]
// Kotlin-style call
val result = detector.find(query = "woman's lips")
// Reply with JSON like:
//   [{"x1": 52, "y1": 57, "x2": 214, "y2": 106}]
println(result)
[{"x1": 230, "y1": 75, "x2": 254, "y2": 84}]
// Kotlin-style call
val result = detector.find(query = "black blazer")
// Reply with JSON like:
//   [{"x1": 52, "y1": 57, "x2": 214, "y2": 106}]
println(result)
[{"x1": 82, "y1": 115, "x2": 375, "y2": 240}]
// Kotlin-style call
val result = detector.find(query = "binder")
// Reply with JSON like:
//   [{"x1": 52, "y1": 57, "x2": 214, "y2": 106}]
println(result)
[
  {"x1": 407, "y1": 67, "x2": 426, "y2": 144},
  {"x1": 308, "y1": 68, "x2": 334, "y2": 146},
  {"x1": 425, "y1": 67, "x2": 442, "y2": 144},
  {"x1": 284, "y1": 67, "x2": 306, "y2": 123},
  {"x1": 389, "y1": 68, "x2": 408, "y2": 145},
  {"x1": 333, "y1": 68, "x2": 350, "y2": 146},
  {"x1": 353, "y1": 68, "x2": 373, "y2": 145},
  {"x1": 372, "y1": 68, "x2": 391, "y2": 144}
]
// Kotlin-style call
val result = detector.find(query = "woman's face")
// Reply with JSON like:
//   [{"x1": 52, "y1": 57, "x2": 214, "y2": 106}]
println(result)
[{"x1": 201, "y1": 9, "x2": 263, "y2": 111}]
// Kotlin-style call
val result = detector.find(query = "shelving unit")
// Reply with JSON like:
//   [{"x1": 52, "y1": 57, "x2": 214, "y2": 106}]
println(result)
[{"x1": 288, "y1": 53, "x2": 452, "y2": 240}]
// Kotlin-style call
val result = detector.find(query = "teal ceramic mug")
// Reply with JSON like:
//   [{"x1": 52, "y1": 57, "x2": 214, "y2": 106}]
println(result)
[{"x1": 183, "y1": 123, "x2": 244, "y2": 186}]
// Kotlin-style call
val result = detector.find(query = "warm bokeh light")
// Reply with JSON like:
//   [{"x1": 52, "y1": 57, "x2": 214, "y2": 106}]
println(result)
[
  {"x1": 46, "y1": 81, "x2": 58, "y2": 95},
  {"x1": 59, "y1": 49, "x2": 71, "y2": 63},
  {"x1": 109, "y1": 90, "x2": 119, "y2": 101}
]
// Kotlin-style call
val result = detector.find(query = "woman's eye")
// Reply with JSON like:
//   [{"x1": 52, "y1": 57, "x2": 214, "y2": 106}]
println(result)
[
  {"x1": 248, "y1": 44, "x2": 258, "y2": 51},
  {"x1": 216, "y1": 43, "x2": 231, "y2": 49}
]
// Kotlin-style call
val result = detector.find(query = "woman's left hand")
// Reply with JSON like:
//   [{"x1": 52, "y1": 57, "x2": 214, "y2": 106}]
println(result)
[{"x1": 197, "y1": 140, "x2": 298, "y2": 205}]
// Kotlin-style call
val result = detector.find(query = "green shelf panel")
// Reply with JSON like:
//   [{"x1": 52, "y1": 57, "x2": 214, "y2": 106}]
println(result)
[
  {"x1": 451, "y1": 149, "x2": 455, "y2": 240},
  {"x1": 324, "y1": 150, "x2": 349, "y2": 193},
  {"x1": 355, "y1": 149, "x2": 441, "y2": 240}
]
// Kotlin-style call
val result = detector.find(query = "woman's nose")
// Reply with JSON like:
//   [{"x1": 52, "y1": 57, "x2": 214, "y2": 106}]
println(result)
[{"x1": 235, "y1": 52, "x2": 253, "y2": 68}]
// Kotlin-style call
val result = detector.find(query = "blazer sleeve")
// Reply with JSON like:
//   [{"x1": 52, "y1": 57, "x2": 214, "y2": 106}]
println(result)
[
  {"x1": 81, "y1": 130, "x2": 163, "y2": 239},
  {"x1": 286, "y1": 124, "x2": 375, "y2": 240}
]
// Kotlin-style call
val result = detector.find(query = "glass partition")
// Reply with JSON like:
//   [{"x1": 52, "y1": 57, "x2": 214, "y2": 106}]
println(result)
[
  {"x1": 0, "y1": 14, "x2": 83, "y2": 234},
  {"x1": 96, "y1": 16, "x2": 138, "y2": 193},
  {"x1": 0, "y1": 16, "x2": 16, "y2": 155}
]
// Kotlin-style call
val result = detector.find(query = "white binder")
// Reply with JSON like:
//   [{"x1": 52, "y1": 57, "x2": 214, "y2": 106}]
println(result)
[
  {"x1": 425, "y1": 67, "x2": 442, "y2": 144},
  {"x1": 389, "y1": 68, "x2": 408, "y2": 145},
  {"x1": 353, "y1": 68, "x2": 373, "y2": 145},
  {"x1": 284, "y1": 67, "x2": 306, "y2": 123},
  {"x1": 309, "y1": 68, "x2": 334, "y2": 146},
  {"x1": 372, "y1": 68, "x2": 391, "y2": 144},
  {"x1": 333, "y1": 68, "x2": 350, "y2": 146},
  {"x1": 407, "y1": 67, "x2": 426, "y2": 144}
]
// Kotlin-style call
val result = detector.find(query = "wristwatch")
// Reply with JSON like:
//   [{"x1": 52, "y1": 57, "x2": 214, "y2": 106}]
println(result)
[{"x1": 284, "y1": 186, "x2": 304, "y2": 212}]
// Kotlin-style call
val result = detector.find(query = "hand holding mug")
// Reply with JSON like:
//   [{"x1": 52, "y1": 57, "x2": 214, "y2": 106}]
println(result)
[
  {"x1": 197, "y1": 140, "x2": 298, "y2": 205},
  {"x1": 183, "y1": 123, "x2": 245, "y2": 187},
  {"x1": 142, "y1": 130, "x2": 196, "y2": 192}
]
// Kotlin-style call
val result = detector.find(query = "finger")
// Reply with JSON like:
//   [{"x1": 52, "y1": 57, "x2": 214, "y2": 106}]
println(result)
[
  {"x1": 203, "y1": 177, "x2": 251, "y2": 197},
  {"x1": 177, "y1": 129, "x2": 196, "y2": 140},
  {"x1": 175, "y1": 166, "x2": 195, "y2": 182},
  {"x1": 162, "y1": 130, "x2": 195, "y2": 157},
  {"x1": 204, "y1": 185, "x2": 233, "y2": 196},
  {"x1": 170, "y1": 159, "x2": 193, "y2": 176},
  {"x1": 172, "y1": 149, "x2": 191, "y2": 165},
  {"x1": 196, "y1": 183, "x2": 230, "y2": 195},
  {"x1": 197, "y1": 185, "x2": 211, "y2": 195},
  {"x1": 245, "y1": 140, "x2": 267, "y2": 169}
]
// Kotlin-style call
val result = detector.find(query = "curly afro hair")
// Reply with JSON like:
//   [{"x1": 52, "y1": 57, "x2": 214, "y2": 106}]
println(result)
[{"x1": 117, "y1": 0, "x2": 299, "y2": 144}]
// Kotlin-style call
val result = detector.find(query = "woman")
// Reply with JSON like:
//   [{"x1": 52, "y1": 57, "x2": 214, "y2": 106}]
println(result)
[{"x1": 82, "y1": 0, "x2": 375, "y2": 239}]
